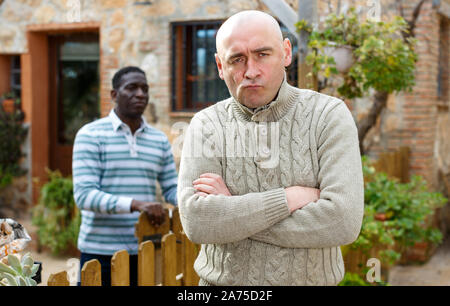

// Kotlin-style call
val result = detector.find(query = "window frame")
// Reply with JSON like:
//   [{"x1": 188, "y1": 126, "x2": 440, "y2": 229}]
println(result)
[
  {"x1": 170, "y1": 20, "x2": 299, "y2": 114},
  {"x1": 171, "y1": 20, "x2": 227, "y2": 113}
]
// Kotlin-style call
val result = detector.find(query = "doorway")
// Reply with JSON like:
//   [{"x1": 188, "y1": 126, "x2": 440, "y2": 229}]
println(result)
[{"x1": 48, "y1": 33, "x2": 100, "y2": 176}]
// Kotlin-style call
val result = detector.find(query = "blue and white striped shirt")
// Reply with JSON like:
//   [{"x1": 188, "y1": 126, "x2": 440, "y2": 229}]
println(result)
[{"x1": 72, "y1": 110, "x2": 178, "y2": 255}]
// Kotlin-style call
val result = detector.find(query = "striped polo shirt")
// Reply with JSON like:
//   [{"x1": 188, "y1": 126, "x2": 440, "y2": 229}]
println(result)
[{"x1": 72, "y1": 109, "x2": 178, "y2": 255}]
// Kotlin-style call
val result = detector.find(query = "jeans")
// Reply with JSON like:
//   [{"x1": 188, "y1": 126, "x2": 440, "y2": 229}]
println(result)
[{"x1": 79, "y1": 252, "x2": 138, "y2": 286}]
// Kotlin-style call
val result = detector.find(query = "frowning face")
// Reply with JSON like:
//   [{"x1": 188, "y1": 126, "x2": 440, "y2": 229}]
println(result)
[{"x1": 215, "y1": 18, "x2": 292, "y2": 109}]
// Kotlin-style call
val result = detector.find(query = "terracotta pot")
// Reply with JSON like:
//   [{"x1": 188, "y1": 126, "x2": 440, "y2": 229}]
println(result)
[
  {"x1": 2, "y1": 98, "x2": 15, "y2": 113},
  {"x1": 399, "y1": 241, "x2": 433, "y2": 265},
  {"x1": 375, "y1": 213, "x2": 387, "y2": 221}
]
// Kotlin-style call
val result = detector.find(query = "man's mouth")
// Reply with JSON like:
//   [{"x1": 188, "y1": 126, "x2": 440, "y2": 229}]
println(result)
[
  {"x1": 243, "y1": 85, "x2": 263, "y2": 89},
  {"x1": 132, "y1": 101, "x2": 147, "y2": 107}
]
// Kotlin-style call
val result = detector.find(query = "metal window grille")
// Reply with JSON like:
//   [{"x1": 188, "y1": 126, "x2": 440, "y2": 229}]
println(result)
[
  {"x1": 10, "y1": 55, "x2": 21, "y2": 98},
  {"x1": 171, "y1": 20, "x2": 229, "y2": 112}
]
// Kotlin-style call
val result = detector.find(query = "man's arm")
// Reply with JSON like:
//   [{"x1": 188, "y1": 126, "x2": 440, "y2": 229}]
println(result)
[
  {"x1": 250, "y1": 102, "x2": 364, "y2": 248},
  {"x1": 157, "y1": 137, "x2": 178, "y2": 206},
  {"x1": 73, "y1": 128, "x2": 167, "y2": 225},
  {"x1": 72, "y1": 129, "x2": 132, "y2": 214},
  {"x1": 178, "y1": 113, "x2": 291, "y2": 245}
]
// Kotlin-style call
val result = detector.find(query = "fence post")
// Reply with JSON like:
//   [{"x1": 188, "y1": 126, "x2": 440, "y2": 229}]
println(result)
[
  {"x1": 171, "y1": 207, "x2": 184, "y2": 279},
  {"x1": 81, "y1": 259, "x2": 101, "y2": 286},
  {"x1": 162, "y1": 233, "x2": 177, "y2": 286},
  {"x1": 182, "y1": 232, "x2": 200, "y2": 286},
  {"x1": 135, "y1": 209, "x2": 171, "y2": 244},
  {"x1": 111, "y1": 250, "x2": 130, "y2": 286},
  {"x1": 138, "y1": 240, "x2": 155, "y2": 286},
  {"x1": 47, "y1": 271, "x2": 70, "y2": 286}
]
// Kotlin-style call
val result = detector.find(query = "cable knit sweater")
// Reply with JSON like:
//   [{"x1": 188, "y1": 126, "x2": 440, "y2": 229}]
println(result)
[{"x1": 178, "y1": 78, "x2": 364, "y2": 286}]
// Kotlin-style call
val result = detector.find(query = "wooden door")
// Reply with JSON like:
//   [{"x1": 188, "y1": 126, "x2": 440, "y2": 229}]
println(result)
[{"x1": 48, "y1": 33, "x2": 100, "y2": 176}]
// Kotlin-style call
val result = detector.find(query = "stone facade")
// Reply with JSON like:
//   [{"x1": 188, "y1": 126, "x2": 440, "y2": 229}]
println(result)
[{"x1": 0, "y1": 0, "x2": 449, "y2": 220}]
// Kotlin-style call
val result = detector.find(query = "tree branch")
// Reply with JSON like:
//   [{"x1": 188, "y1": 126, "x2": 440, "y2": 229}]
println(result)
[
  {"x1": 396, "y1": 0, "x2": 428, "y2": 41},
  {"x1": 357, "y1": 91, "x2": 389, "y2": 154}
]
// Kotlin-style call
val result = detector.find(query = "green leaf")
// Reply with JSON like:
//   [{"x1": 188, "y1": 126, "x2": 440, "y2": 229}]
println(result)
[
  {"x1": 7, "y1": 254, "x2": 22, "y2": 274},
  {"x1": 0, "y1": 262, "x2": 18, "y2": 276}
]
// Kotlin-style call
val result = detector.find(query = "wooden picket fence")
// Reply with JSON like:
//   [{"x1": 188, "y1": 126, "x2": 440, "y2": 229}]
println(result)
[
  {"x1": 47, "y1": 206, "x2": 200, "y2": 286},
  {"x1": 372, "y1": 146, "x2": 410, "y2": 183}
]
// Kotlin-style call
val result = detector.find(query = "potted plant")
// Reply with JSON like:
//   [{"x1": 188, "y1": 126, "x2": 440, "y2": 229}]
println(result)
[
  {"x1": 0, "y1": 97, "x2": 27, "y2": 214},
  {"x1": 296, "y1": 9, "x2": 418, "y2": 154},
  {"x1": 0, "y1": 253, "x2": 40, "y2": 286},
  {"x1": 0, "y1": 92, "x2": 19, "y2": 114},
  {"x1": 343, "y1": 157, "x2": 447, "y2": 281},
  {"x1": 297, "y1": 8, "x2": 417, "y2": 97},
  {"x1": 32, "y1": 169, "x2": 81, "y2": 256}
]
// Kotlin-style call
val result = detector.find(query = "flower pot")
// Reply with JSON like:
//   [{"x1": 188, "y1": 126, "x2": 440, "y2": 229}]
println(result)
[
  {"x1": 2, "y1": 98, "x2": 15, "y2": 113},
  {"x1": 399, "y1": 241, "x2": 434, "y2": 265},
  {"x1": 323, "y1": 44, "x2": 355, "y2": 73}
]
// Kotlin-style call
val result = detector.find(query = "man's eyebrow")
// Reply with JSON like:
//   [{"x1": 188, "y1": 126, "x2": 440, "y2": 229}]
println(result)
[
  {"x1": 226, "y1": 47, "x2": 274, "y2": 62},
  {"x1": 251, "y1": 46, "x2": 273, "y2": 53}
]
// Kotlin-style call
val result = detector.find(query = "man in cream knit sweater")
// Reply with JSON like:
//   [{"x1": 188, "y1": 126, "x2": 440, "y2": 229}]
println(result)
[{"x1": 178, "y1": 10, "x2": 364, "y2": 286}]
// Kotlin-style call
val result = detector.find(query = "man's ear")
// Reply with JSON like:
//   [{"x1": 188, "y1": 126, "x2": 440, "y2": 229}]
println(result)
[
  {"x1": 110, "y1": 89, "x2": 117, "y2": 102},
  {"x1": 215, "y1": 53, "x2": 224, "y2": 80},
  {"x1": 282, "y1": 38, "x2": 292, "y2": 67}
]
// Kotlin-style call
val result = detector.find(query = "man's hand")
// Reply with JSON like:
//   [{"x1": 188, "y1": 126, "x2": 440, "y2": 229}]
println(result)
[
  {"x1": 131, "y1": 200, "x2": 166, "y2": 227},
  {"x1": 285, "y1": 186, "x2": 320, "y2": 214},
  {"x1": 193, "y1": 173, "x2": 231, "y2": 197}
]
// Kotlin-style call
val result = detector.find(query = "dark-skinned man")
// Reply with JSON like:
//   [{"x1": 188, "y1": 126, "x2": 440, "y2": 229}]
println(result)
[{"x1": 73, "y1": 66, "x2": 178, "y2": 286}]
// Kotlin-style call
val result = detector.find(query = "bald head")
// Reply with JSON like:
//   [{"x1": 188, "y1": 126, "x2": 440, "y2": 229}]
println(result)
[
  {"x1": 214, "y1": 10, "x2": 292, "y2": 109},
  {"x1": 216, "y1": 10, "x2": 284, "y2": 57}
]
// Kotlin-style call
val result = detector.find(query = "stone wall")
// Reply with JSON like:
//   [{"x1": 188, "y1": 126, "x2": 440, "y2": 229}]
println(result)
[{"x1": 0, "y1": 0, "x2": 448, "y2": 212}]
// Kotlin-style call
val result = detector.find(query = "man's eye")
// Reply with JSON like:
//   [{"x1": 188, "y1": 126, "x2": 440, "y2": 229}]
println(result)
[
  {"x1": 259, "y1": 53, "x2": 269, "y2": 57},
  {"x1": 231, "y1": 57, "x2": 244, "y2": 64}
]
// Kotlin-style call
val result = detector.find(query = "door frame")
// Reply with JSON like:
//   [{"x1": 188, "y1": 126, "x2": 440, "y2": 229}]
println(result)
[{"x1": 22, "y1": 22, "x2": 100, "y2": 204}]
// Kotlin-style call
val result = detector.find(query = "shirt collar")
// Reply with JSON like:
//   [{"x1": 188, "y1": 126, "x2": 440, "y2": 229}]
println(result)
[{"x1": 109, "y1": 109, "x2": 150, "y2": 132}]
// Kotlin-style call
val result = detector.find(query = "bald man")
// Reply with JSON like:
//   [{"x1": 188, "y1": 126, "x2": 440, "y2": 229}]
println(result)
[{"x1": 178, "y1": 10, "x2": 364, "y2": 286}]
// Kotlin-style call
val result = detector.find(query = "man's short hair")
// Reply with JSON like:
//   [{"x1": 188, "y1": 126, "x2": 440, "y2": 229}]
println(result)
[{"x1": 112, "y1": 66, "x2": 146, "y2": 90}]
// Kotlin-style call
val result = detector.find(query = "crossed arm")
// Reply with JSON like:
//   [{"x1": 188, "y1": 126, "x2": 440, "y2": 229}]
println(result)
[
  {"x1": 193, "y1": 173, "x2": 320, "y2": 214},
  {"x1": 178, "y1": 102, "x2": 364, "y2": 249}
]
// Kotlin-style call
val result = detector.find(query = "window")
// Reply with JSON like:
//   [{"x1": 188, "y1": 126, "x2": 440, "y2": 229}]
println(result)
[
  {"x1": 280, "y1": 24, "x2": 299, "y2": 87},
  {"x1": 10, "y1": 55, "x2": 21, "y2": 98},
  {"x1": 438, "y1": 16, "x2": 449, "y2": 107},
  {"x1": 171, "y1": 20, "x2": 299, "y2": 113},
  {"x1": 171, "y1": 21, "x2": 229, "y2": 112}
]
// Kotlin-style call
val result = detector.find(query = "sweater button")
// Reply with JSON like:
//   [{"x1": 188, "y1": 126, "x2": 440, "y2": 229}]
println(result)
[
  {"x1": 260, "y1": 126, "x2": 267, "y2": 136},
  {"x1": 262, "y1": 147, "x2": 270, "y2": 155}
]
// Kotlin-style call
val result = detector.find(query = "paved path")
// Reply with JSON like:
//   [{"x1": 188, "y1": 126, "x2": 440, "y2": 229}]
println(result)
[{"x1": 388, "y1": 237, "x2": 450, "y2": 286}]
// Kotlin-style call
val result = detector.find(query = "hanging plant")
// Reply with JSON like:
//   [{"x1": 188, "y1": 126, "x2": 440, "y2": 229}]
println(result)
[{"x1": 297, "y1": 8, "x2": 418, "y2": 99}]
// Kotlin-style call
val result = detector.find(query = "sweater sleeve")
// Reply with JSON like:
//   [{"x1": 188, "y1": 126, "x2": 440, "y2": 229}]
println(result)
[
  {"x1": 250, "y1": 101, "x2": 364, "y2": 248},
  {"x1": 157, "y1": 137, "x2": 178, "y2": 206},
  {"x1": 72, "y1": 128, "x2": 132, "y2": 214},
  {"x1": 178, "y1": 113, "x2": 290, "y2": 245}
]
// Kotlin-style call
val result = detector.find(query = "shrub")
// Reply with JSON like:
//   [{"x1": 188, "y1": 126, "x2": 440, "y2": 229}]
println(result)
[
  {"x1": 32, "y1": 170, "x2": 80, "y2": 255},
  {"x1": 349, "y1": 157, "x2": 447, "y2": 267},
  {"x1": 0, "y1": 94, "x2": 27, "y2": 189}
]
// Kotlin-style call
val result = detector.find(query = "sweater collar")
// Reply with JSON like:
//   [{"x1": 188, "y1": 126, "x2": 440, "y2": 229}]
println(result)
[{"x1": 230, "y1": 75, "x2": 298, "y2": 122}]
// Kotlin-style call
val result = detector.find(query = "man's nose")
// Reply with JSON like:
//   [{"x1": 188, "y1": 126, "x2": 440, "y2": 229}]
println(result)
[
  {"x1": 244, "y1": 58, "x2": 260, "y2": 79},
  {"x1": 136, "y1": 87, "x2": 147, "y2": 97}
]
